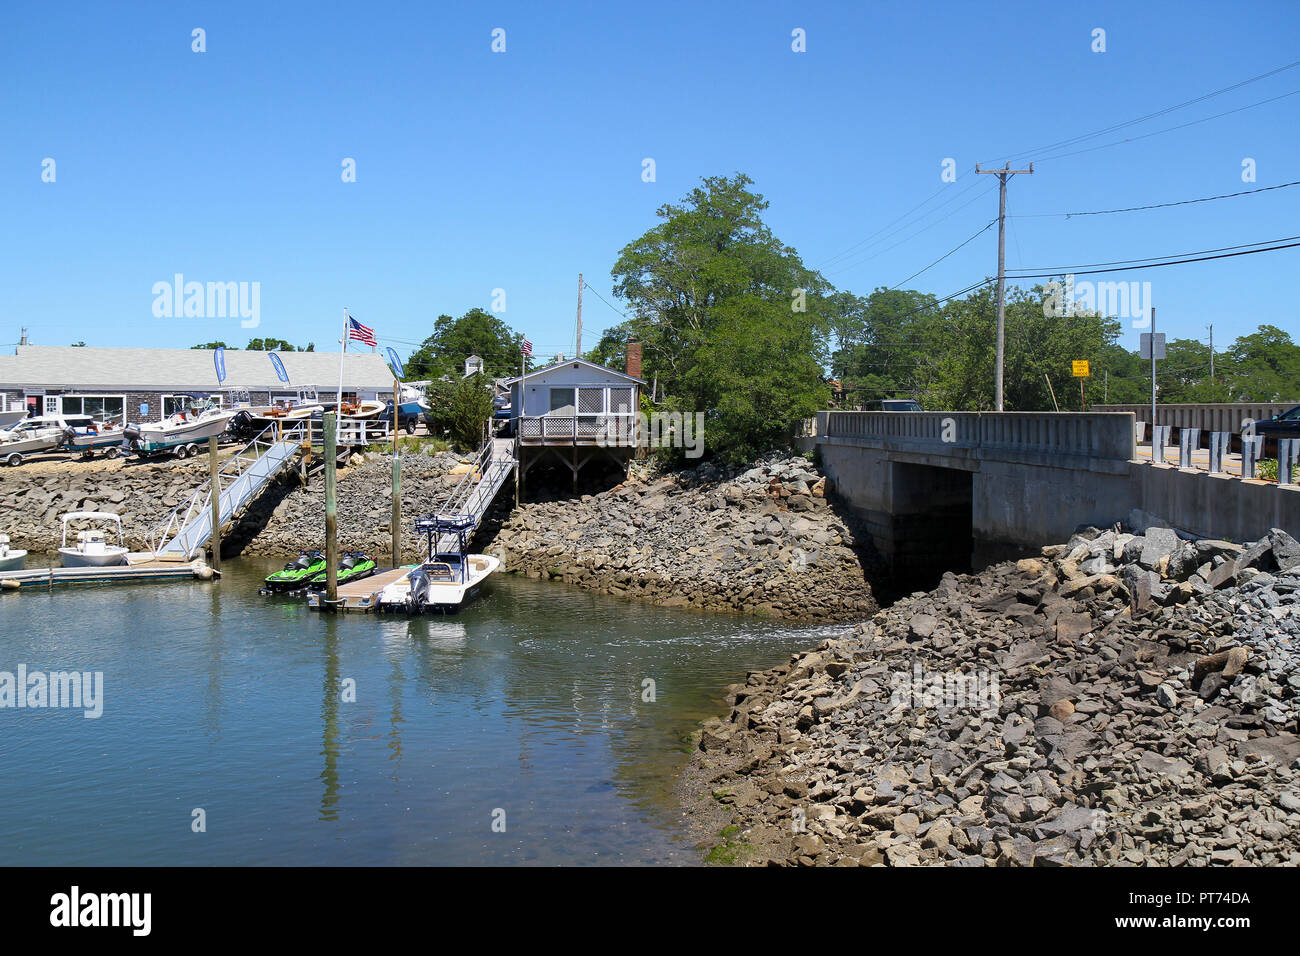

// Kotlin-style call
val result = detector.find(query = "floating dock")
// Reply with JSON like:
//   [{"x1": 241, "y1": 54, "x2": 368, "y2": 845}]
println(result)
[
  {"x1": 0, "y1": 559, "x2": 218, "y2": 591},
  {"x1": 306, "y1": 566, "x2": 414, "y2": 613}
]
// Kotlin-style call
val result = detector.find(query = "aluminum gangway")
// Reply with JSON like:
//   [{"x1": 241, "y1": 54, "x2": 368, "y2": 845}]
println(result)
[
  {"x1": 148, "y1": 422, "x2": 311, "y2": 560},
  {"x1": 418, "y1": 437, "x2": 516, "y2": 556}
]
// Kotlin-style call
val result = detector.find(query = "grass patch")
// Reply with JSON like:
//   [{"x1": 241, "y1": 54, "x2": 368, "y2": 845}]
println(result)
[
  {"x1": 1258, "y1": 458, "x2": 1278, "y2": 481},
  {"x1": 364, "y1": 435, "x2": 451, "y2": 456}
]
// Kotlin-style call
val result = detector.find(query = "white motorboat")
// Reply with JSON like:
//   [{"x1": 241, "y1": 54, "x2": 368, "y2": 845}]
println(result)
[
  {"x1": 377, "y1": 514, "x2": 499, "y2": 613},
  {"x1": 58, "y1": 512, "x2": 130, "y2": 568},
  {"x1": 62, "y1": 419, "x2": 129, "y2": 457},
  {"x1": 0, "y1": 533, "x2": 26, "y2": 572},
  {"x1": 377, "y1": 552, "x2": 500, "y2": 613},
  {"x1": 0, "y1": 414, "x2": 96, "y2": 466},
  {"x1": 0, "y1": 408, "x2": 26, "y2": 431},
  {"x1": 125, "y1": 397, "x2": 237, "y2": 457}
]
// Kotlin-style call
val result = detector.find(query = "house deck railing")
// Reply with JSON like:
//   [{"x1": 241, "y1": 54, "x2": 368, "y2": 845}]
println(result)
[{"x1": 516, "y1": 413, "x2": 639, "y2": 445}]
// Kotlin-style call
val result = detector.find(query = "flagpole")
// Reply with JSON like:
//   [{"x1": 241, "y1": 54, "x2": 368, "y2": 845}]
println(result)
[{"x1": 337, "y1": 307, "x2": 348, "y2": 412}]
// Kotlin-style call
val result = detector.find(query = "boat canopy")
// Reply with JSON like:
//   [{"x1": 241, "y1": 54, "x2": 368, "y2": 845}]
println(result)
[{"x1": 60, "y1": 512, "x2": 125, "y2": 548}]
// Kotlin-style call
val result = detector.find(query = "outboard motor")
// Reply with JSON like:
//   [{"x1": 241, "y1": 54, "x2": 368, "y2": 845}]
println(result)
[
  {"x1": 123, "y1": 425, "x2": 141, "y2": 442},
  {"x1": 61, "y1": 426, "x2": 78, "y2": 448},
  {"x1": 230, "y1": 410, "x2": 254, "y2": 440},
  {"x1": 406, "y1": 566, "x2": 431, "y2": 614}
]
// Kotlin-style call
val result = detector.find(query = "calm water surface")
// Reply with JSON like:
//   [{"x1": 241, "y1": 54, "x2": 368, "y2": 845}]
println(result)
[{"x1": 0, "y1": 559, "x2": 841, "y2": 865}]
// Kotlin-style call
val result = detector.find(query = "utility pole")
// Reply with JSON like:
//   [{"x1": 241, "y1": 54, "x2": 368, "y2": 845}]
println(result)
[
  {"x1": 975, "y1": 162, "x2": 1033, "y2": 411},
  {"x1": 575, "y1": 273, "x2": 584, "y2": 360},
  {"x1": 1150, "y1": 306, "x2": 1157, "y2": 436},
  {"x1": 1207, "y1": 323, "x2": 1215, "y2": 381}
]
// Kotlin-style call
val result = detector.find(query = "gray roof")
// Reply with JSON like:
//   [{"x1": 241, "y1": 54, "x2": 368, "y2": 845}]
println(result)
[
  {"x1": 0, "y1": 345, "x2": 396, "y2": 391},
  {"x1": 502, "y1": 357, "x2": 646, "y2": 386}
]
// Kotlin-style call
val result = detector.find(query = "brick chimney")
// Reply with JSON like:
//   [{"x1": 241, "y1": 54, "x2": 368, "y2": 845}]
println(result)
[{"x1": 625, "y1": 341, "x2": 642, "y2": 379}]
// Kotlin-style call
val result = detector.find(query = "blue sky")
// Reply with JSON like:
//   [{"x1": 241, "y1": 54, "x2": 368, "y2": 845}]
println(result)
[{"x1": 2, "y1": 0, "x2": 1297, "y2": 366}]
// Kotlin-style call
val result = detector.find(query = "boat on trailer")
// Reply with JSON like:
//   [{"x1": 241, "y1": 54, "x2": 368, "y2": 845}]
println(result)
[
  {"x1": 377, "y1": 515, "x2": 498, "y2": 613},
  {"x1": 125, "y1": 397, "x2": 237, "y2": 458}
]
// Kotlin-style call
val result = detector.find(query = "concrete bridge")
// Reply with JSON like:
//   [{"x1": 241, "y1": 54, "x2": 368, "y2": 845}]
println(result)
[{"x1": 814, "y1": 410, "x2": 1300, "y2": 589}]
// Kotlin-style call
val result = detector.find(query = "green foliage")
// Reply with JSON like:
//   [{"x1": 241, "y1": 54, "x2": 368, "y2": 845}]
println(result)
[
  {"x1": 245, "y1": 337, "x2": 305, "y2": 351},
  {"x1": 1258, "y1": 458, "x2": 1278, "y2": 481},
  {"x1": 445, "y1": 373, "x2": 494, "y2": 451},
  {"x1": 832, "y1": 284, "x2": 1299, "y2": 410},
  {"x1": 405, "y1": 308, "x2": 527, "y2": 380},
  {"x1": 191, "y1": 341, "x2": 231, "y2": 350},
  {"x1": 607, "y1": 173, "x2": 832, "y2": 462}
]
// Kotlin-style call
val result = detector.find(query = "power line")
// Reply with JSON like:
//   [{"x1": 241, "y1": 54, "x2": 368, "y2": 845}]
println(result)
[
  {"x1": 982, "y1": 59, "x2": 1300, "y2": 165},
  {"x1": 1014, "y1": 179, "x2": 1300, "y2": 219},
  {"x1": 1007, "y1": 234, "x2": 1300, "y2": 273},
  {"x1": 1027, "y1": 89, "x2": 1300, "y2": 165},
  {"x1": 1004, "y1": 237, "x2": 1300, "y2": 279},
  {"x1": 889, "y1": 220, "x2": 995, "y2": 288}
]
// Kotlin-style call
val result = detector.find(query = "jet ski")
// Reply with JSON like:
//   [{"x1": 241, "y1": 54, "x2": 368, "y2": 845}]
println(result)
[
  {"x1": 307, "y1": 551, "x2": 376, "y2": 589},
  {"x1": 262, "y1": 551, "x2": 325, "y2": 592}
]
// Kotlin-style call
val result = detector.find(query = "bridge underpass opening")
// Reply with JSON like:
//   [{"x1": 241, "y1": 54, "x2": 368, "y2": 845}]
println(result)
[{"x1": 889, "y1": 461, "x2": 973, "y2": 593}]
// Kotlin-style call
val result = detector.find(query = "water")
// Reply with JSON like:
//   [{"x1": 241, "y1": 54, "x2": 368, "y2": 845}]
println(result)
[{"x1": 0, "y1": 559, "x2": 841, "y2": 865}]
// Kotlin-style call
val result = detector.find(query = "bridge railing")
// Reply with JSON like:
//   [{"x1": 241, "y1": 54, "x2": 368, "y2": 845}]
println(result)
[{"x1": 820, "y1": 411, "x2": 1137, "y2": 462}]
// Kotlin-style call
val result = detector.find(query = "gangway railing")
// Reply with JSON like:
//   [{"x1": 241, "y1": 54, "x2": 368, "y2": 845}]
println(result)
[
  {"x1": 419, "y1": 437, "x2": 516, "y2": 557},
  {"x1": 148, "y1": 421, "x2": 311, "y2": 559}
]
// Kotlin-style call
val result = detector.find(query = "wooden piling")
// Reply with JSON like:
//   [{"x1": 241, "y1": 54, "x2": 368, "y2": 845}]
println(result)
[
  {"x1": 324, "y1": 411, "x2": 338, "y2": 606},
  {"x1": 392, "y1": 375, "x2": 401, "y2": 566},
  {"x1": 208, "y1": 435, "x2": 221, "y2": 573}
]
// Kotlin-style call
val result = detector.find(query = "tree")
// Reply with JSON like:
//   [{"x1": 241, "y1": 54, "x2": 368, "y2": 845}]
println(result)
[
  {"x1": 406, "y1": 308, "x2": 526, "y2": 380},
  {"x1": 608, "y1": 173, "x2": 832, "y2": 462},
  {"x1": 246, "y1": 337, "x2": 299, "y2": 351},
  {"x1": 446, "y1": 373, "x2": 494, "y2": 450},
  {"x1": 191, "y1": 341, "x2": 232, "y2": 350}
]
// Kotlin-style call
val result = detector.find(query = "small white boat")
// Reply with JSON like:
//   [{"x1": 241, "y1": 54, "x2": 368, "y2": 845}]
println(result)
[
  {"x1": 0, "y1": 409, "x2": 26, "y2": 431},
  {"x1": 58, "y1": 512, "x2": 130, "y2": 568},
  {"x1": 0, "y1": 533, "x2": 26, "y2": 572},
  {"x1": 378, "y1": 552, "x2": 500, "y2": 613},
  {"x1": 125, "y1": 398, "x2": 237, "y2": 456}
]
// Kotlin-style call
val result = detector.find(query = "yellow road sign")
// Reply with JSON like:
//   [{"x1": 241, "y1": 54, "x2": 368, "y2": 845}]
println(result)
[{"x1": 1072, "y1": 360, "x2": 1091, "y2": 377}]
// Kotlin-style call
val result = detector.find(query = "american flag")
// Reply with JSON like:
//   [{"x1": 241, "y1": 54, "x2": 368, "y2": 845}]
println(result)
[
  {"x1": 347, "y1": 316, "x2": 376, "y2": 347},
  {"x1": 520, "y1": 337, "x2": 533, "y2": 357}
]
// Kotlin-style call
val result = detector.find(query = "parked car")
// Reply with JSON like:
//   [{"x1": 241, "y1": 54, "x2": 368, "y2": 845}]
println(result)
[
  {"x1": 872, "y1": 399, "x2": 923, "y2": 412},
  {"x1": 1251, "y1": 403, "x2": 1300, "y2": 453}
]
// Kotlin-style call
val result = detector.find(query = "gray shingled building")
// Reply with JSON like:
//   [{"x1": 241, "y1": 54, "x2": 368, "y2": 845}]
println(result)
[{"x1": 0, "y1": 345, "x2": 397, "y2": 424}]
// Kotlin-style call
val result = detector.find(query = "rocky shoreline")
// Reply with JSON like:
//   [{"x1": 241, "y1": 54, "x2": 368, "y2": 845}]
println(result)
[
  {"x1": 487, "y1": 456, "x2": 882, "y2": 622},
  {"x1": 679, "y1": 525, "x2": 1300, "y2": 866},
  {"x1": 0, "y1": 451, "x2": 884, "y2": 624}
]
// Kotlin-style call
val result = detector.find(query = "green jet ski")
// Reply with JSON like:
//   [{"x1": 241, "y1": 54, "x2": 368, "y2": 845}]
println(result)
[
  {"x1": 263, "y1": 550, "x2": 326, "y2": 592},
  {"x1": 309, "y1": 551, "x2": 376, "y2": 590}
]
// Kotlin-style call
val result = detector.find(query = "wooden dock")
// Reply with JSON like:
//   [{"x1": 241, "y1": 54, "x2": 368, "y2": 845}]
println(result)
[
  {"x1": 306, "y1": 566, "x2": 413, "y2": 613},
  {"x1": 0, "y1": 559, "x2": 219, "y2": 591}
]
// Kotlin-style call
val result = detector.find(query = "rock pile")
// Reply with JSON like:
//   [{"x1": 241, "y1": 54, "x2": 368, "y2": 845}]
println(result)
[
  {"x1": 488, "y1": 456, "x2": 881, "y2": 622},
  {"x1": 0, "y1": 457, "x2": 216, "y2": 552},
  {"x1": 683, "y1": 524, "x2": 1300, "y2": 866},
  {"x1": 238, "y1": 451, "x2": 467, "y2": 558}
]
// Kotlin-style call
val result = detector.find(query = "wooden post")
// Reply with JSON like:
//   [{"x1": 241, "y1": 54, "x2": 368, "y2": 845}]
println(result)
[
  {"x1": 391, "y1": 375, "x2": 401, "y2": 567},
  {"x1": 324, "y1": 411, "x2": 339, "y2": 606},
  {"x1": 208, "y1": 435, "x2": 221, "y2": 572}
]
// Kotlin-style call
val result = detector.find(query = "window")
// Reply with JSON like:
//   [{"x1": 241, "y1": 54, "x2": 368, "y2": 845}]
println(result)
[
  {"x1": 549, "y1": 388, "x2": 575, "y2": 414},
  {"x1": 609, "y1": 387, "x2": 633, "y2": 414},
  {"x1": 578, "y1": 387, "x2": 604, "y2": 414},
  {"x1": 162, "y1": 394, "x2": 219, "y2": 417},
  {"x1": 61, "y1": 395, "x2": 126, "y2": 423},
  {"x1": 44, "y1": 396, "x2": 59, "y2": 415}
]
